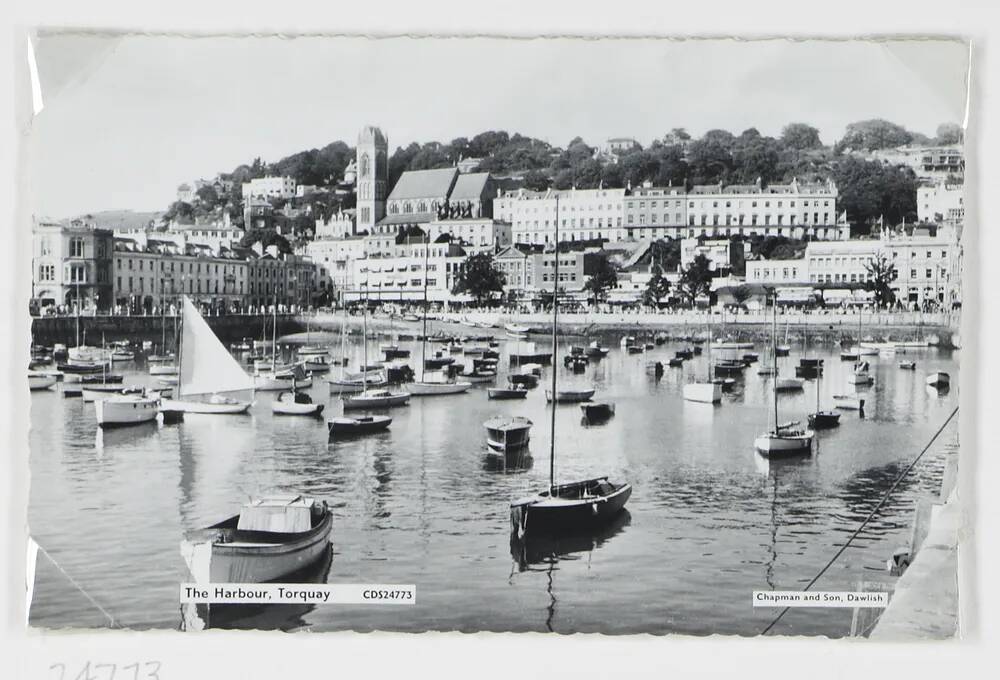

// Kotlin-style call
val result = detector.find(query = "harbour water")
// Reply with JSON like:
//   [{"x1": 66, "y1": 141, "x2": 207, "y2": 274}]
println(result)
[{"x1": 27, "y1": 333, "x2": 960, "y2": 635}]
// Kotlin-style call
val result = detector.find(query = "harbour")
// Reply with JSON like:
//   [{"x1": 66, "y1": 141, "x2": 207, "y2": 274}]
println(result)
[{"x1": 27, "y1": 320, "x2": 959, "y2": 635}]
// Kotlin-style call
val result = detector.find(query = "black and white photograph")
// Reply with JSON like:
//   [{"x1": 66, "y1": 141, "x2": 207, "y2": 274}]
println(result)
[{"x1": 18, "y1": 31, "x2": 968, "y2": 640}]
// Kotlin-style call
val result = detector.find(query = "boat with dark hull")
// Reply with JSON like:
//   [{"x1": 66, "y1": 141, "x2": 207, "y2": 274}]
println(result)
[
  {"x1": 488, "y1": 386, "x2": 528, "y2": 400},
  {"x1": 484, "y1": 416, "x2": 532, "y2": 452},
  {"x1": 327, "y1": 415, "x2": 392, "y2": 437}
]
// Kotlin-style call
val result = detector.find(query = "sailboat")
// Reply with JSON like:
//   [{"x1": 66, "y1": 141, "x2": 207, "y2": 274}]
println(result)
[
  {"x1": 160, "y1": 297, "x2": 254, "y2": 414},
  {"x1": 683, "y1": 310, "x2": 722, "y2": 403},
  {"x1": 807, "y1": 363, "x2": 840, "y2": 429},
  {"x1": 326, "y1": 303, "x2": 388, "y2": 393},
  {"x1": 341, "y1": 288, "x2": 410, "y2": 410},
  {"x1": 509, "y1": 195, "x2": 631, "y2": 537},
  {"x1": 255, "y1": 296, "x2": 313, "y2": 391},
  {"x1": 754, "y1": 294, "x2": 814, "y2": 458},
  {"x1": 775, "y1": 317, "x2": 791, "y2": 357},
  {"x1": 62, "y1": 280, "x2": 110, "y2": 369},
  {"x1": 406, "y1": 237, "x2": 471, "y2": 396}
]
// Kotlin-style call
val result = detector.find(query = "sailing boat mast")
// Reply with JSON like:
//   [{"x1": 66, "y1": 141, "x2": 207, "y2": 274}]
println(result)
[
  {"x1": 75, "y1": 279, "x2": 81, "y2": 347},
  {"x1": 549, "y1": 196, "x2": 560, "y2": 494},
  {"x1": 362, "y1": 282, "x2": 369, "y2": 396},
  {"x1": 420, "y1": 234, "x2": 430, "y2": 382},
  {"x1": 706, "y1": 310, "x2": 713, "y2": 383},
  {"x1": 771, "y1": 292, "x2": 778, "y2": 432},
  {"x1": 271, "y1": 291, "x2": 278, "y2": 372}
]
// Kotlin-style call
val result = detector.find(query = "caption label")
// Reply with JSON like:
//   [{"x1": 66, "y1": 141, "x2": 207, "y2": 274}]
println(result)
[
  {"x1": 180, "y1": 583, "x2": 415, "y2": 605},
  {"x1": 752, "y1": 591, "x2": 889, "y2": 608}
]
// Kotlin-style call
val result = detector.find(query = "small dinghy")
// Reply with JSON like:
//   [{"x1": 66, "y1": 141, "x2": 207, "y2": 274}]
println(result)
[
  {"x1": 926, "y1": 371, "x2": 950, "y2": 388},
  {"x1": 898, "y1": 361, "x2": 917, "y2": 370},
  {"x1": 683, "y1": 381, "x2": 722, "y2": 403},
  {"x1": 754, "y1": 423, "x2": 814, "y2": 458},
  {"x1": 847, "y1": 361, "x2": 874, "y2": 386},
  {"x1": 327, "y1": 415, "x2": 392, "y2": 437},
  {"x1": 81, "y1": 384, "x2": 145, "y2": 402},
  {"x1": 713, "y1": 359, "x2": 745, "y2": 376},
  {"x1": 833, "y1": 395, "x2": 866, "y2": 411},
  {"x1": 484, "y1": 416, "x2": 532, "y2": 452},
  {"x1": 296, "y1": 346, "x2": 329, "y2": 357},
  {"x1": 148, "y1": 352, "x2": 177, "y2": 363},
  {"x1": 511, "y1": 477, "x2": 631, "y2": 537},
  {"x1": 508, "y1": 373, "x2": 539, "y2": 388},
  {"x1": 520, "y1": 363, "x2": 544, "y2": 376},
  {"x1": 774, "y1": 345, "x2": 791, "y2": 357},
  {"x1": 110, "y1": 349, "x2": 135, "y2": 362},
  {"x1": 303, "y1": 356, "x2": 333, "y2": 373},
  {"x1": 667, "y1": 357, "x2": 684, "y2": 368},
  {"x1": 674, "y1": 348, "x2": 694, "y2": 360},
  {"x1": 712, "y1": 377, "x2": 736, "y2": 392},
  {"x1": 808, "y1": 411, "x2": 841, "y2": 429},
  {"x1": 272, "y1": 390, "x2": 324, "y2": 417},
  {"x1": 28, "y1": 371, "x2": 57, "y2": 391},
  {"x1": 463, "y1": 369, "x2": 498, "y2": 384},
  {"x1": 504, "y1": 323, "x2": 530, "y2": 335},
  {"x1": 182, "y1": 496, "x2": 332, "y2": 584},
  {"x1": 149, "y1": 364, "x2": 179, "y2": 376},
  {"x1": 742, "y1": 352, "x2": 759, "y2": 364},
  {"x1": 545, "y1": 388, "x2": 595, "y2": 403},
  {"x1": 381, "y1": 345, "x2": 410, "y2": 360},
  {"x1": 342, "y1": 389, "x2": 411, "y2": 410},
  {"x1": 488, "y1": 386, "x2": 528, "y2": 400},
  {"x1": 580, "y1": 401, "x2": 615, "y2": 420}
]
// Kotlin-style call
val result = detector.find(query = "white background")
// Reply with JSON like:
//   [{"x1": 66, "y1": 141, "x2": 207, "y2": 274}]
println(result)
[{"x1": 0, "y1": 1, "x2": 995, "y2": 678}]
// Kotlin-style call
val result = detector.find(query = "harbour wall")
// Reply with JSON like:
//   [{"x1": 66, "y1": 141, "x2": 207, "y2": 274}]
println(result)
[
  {"x1": 30, "y1": 314, "x2": 304, "y2": 347},
  {"x1": 300, "y1": 310, "x2": 961, "y2": 347}
]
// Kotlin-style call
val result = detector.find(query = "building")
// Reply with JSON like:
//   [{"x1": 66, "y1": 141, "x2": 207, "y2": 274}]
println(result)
[
  {"x1": 356, "y1": 126, "x2": 389, "y2": 231},
  {"x1": 685, "y1": 178, "x2": 846, "y2": 240},
  {"x1": 176, "y1": 183, "x2": 195, "y2": 203},
  {"x1": 917, "y1": 181, "x2": 965, "y2": 224},
  {"x1": 347, "y1": 230, "x2": 468, "y2": 304},
  {"x1": 426, "y1": 218, "x2": 511, "y2": 253},
  {"x1": 623, "y1": 184, "x2": 688, "y2": 240},
  {"x1": 32, "y1": 222, "x2": 114, "y2": 312},
  {"x1": 496, "y1": 244, "x2": 544, "y2": 292},
  {"x1": 867, "y1": 145, "x2": 964, "y2": 181},
  {"x1": 241, "y1": 176, "x2": 297, "y2": 200},
  {"x1": 493, "y1": 186, "x2": 627, "y2": 244},
  {"x1": 680, "y1": 238, "x2": 748, "y2": 277},
  {"x1": 457, "y1": 157, "x2": 483, "y2": 173},
  {"x1": 384, "y1": 167, "x2": 459, "y2": 221},
  {"x1": 304, "y1": 236, "x2": 367, "y2": 300},
  {"x1": 745, "y1": 256, "x2": 810, "y2": 285},
  {"x1": 314, "y1": 210, "x2": 356, "y2": 240},
  {"x1": 605, "y1": 137, "x2": 640, "y2": 154}
]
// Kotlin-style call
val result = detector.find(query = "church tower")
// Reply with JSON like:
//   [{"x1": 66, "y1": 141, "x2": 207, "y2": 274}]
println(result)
[{"x1": 356, "y1": 125, "x2": 388, "y2": 232}]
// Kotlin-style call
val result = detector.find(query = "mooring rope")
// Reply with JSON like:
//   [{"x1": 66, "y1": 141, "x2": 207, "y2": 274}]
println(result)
[
  {"x1": 35, "y1": 542, "x2": 120, "y2": 628},
  {"x1": 761, "y1": 405, "x2": 959, "y2": 635}
]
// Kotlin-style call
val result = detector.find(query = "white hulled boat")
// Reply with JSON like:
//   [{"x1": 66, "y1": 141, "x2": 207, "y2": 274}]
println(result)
[
  {"x1": 159, "y1": 297, "x2": 254, "y2": 415},
  {"x1": 95, "y1": 390, "x2": 161, "y2": 428},
  {"x1": 926, "y1": 371, "x2": 950, "y2": 388},
  {"x1": 28, "y1": 371, "x2": 57, "y2": 391},
  {"x1": 484, "y1": 416, "x2": 532, "y2": 453},
  {"x1": 683, "y1": 310, "x2": 722, "y2": 404}
]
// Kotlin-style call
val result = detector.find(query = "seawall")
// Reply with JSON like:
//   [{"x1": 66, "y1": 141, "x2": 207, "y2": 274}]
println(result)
[{"x1": 30, "y1": 314, "x2": 304, "y2": 346}]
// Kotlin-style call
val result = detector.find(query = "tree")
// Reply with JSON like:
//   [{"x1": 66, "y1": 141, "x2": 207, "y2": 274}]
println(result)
[
  {"x1": 677, "y1": 254, "x2": 714, "y2": 305},
  {"x1": 780, "y1": 123, "x2": 823, "y2": 150},
  {"x1": 452, "y1": 252, "x2": 506, "y2": 307},
  {"x1": 687, "y1": 131, "x2": 735, "y2": 185},
  {"x1": 837, "y1": 119, "x2": 913, "y2": 152},
  {"x1": 522, "y1": 169, "x2": 551, "y2": 191},
  {"x1": 832, "y1": 156, "x2": 918, "y2": 228},
  {"x1": 195, "y1": 185, "x2": 219, "y2": 206},
  {"x1": 239, "y1": 228, "x2": 291, "y2": 254},
  {"x1": 643, "y1": 264, "x2": 671, "y2": 307},
  {"x1": 731, "y1": 284, "x2": 753, "y2": 307},
  {"x1": 583, "y1": 252, "x2": 618, "y2": 304},
  {"x1": 163, "y1": 200, "x2": 195, "y2": 224},
  {"x1": 864, "y1": 253, "x2": 898, "y2": 307},
  {"x1": 935, "y1": 122, "x2": 963, "y2": 145}
]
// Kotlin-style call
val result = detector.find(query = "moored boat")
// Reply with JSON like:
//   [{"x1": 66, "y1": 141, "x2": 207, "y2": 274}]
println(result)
[
  {"x1": 28, "y1": 371, "x2": 58, "y2": 391},
  {"x1": 683, "y1": 382, "x2": 721, "y2": 403},
  {"x1": 149, "y1": 364, "x2": 179, "y2": 376},
  {"x1": 926, "y1": 371, "x2": 950, "y2": 388},
  {"x1": 272, "y1": 391, "x2": 324, "y2": 416},
  {"x1": 580, "y1": 401, "x2": 615, "y2": 420},
  {"x1": 511, "y1": 478, "x2": 631, "y2": 537},
  {"x1": 754, "y1": 424, "x2": 814, "y2": 458},
  {"x1": 94, "y1": 391, "x2": 161, "y2": 428},
  {"x1": 342, "y1": 389, "x2": 411, "y2": 410},
  {"x1": 899, "y1": 361, "x2": 917, "y2": 370},
  {"x1": 585, "y1": 341, "x2": 610, "y2": 358},
  {"x1": 775, "y1": 377, "x2": 805, "y2": 392},
  {"x1": 484, "y1": 415, "x2": 532, "y2": 452},
  {"x1": 181, "y1": 496, "x2": 332, "y2": 584},
  {"x1": 545, "y1": 388, "x2": 595, "y2": 403},
  {"x1": 488, "y1": 386, "x2": 528, "y2": 400},
  {"x1": 833, "y1": 395, "x2": 865, "y2": 410},
  {"x1": 327, "y1": 415, "x2": 392, "y2": 437},
  {"x1": 508, "y1": 373, "x2": 539, "y2": 388}
]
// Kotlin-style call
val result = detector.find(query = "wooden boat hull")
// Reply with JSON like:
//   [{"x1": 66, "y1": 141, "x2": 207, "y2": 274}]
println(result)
[
  {"x1": 271, "y1": 401, "x2": 324, "y2": 416},
  {"x1": 328, "y1": 416, "x2": 392, "y2": 436},
  {"x1": 94, "y1": 396, "x2": 160, "y2": 428},
  {"x1": 148, "y1": 364, "x2": 179, "y2": 376},
  {"x1": 484, "y1": 418, "x2": 532, "y2": 452},
  {"x1": 488, "y1": 388, "x2": 528, "y2": 400},
  {"x1": 833, "y1": 396, "x2": 865, "y2": 410},
  {"x1": 160, "y1": 398, "x2": 252, "y2": 414},
  {"x1": 464, "y1": 372, "x2": 497, "y2": 384},
  {"x1": 808, "y1": 411, "x2": 841, "y2": 429},
  {"x1": 775, "y1": 378, "x2": 805, "y2": 391},
  {"x1": 254, "y1": 375, "x2": 314, "y2": 391},
  {"x1": 342, "y1": 393, "x2": 410, "y2": 410},
  {"x1": 510, "y1": 479, "x2": 631, "y2": 537},
  {"x1": 683, "y1": 382, "x2": 722, "y2": 404},
  {"x1": 926, "y1": 372, "x2": 950, "y2": 388},
  {"x1": 57, "y1": 362, "x2": 107, "y2": 375},
  {"x1": 846, "y1": 372, "x2": 873, "y2": 386},
  {"x1": 580, "y1": 402, "x2": 615, "y2": 419},
  {"x1": 28, "y1": 374, "x2": 57, "y2": 391},
  {"x1": 754, "y1": 432, "x2": 814, "y2": 457},
  {"x1": 326, "y1": 378, "x2": 388, "y2": 394},
  {"x1": 408, "y1": 381, "x2": 471, "y2": 396},
  {"x1": 508, "y1": 374, "x2": 539, "y2": 388},
  {"x1": 545, "y1": 389, "x2": 595, "y2": 403},
  {"x1": 193, "y1": 511, "x2": 333, "y2": 584},
  {"x1": 81, "y1": 386, "x2": 142, "y2": 402},
  {"x1": 898, "y1": 362, "x2": 917, "y2": 370}
]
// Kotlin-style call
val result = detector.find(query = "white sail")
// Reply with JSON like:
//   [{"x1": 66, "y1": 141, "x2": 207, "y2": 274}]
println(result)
[{"x1": 179, "y1": 297, "x2": 254, "y2": 397}]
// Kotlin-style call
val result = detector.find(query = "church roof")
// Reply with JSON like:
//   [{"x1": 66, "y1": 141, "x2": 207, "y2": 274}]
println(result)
[
  {"x1": 387, "y1": 168, "x2": 458, "y2": 201},
  {"x1": 448, "y1": 172, "x2": 492, "y2": 201},
  {"x1": 376, "y1": 211, "x2": 437, "y2": 226}
]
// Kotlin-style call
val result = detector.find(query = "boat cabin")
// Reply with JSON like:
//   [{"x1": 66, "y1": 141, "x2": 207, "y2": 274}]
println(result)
[{"x1": 237, "y1": 496, "x2": 318, "y2": 534}]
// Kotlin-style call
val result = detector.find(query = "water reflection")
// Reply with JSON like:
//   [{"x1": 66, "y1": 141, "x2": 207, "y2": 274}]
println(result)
[
  {"x1": 184, "y1": 544, "x2": 334, "y2": 631},
  {"x1": 509, "y1": 510, "x2": 631, "y2": 632},
  {"x1": 483, "y1": 445, "x2": 533, "y2": 473}
]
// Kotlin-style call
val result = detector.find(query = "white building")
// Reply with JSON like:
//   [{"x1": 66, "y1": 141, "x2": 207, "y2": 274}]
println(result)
[
  {"x1": 347, "y1": 236, "x2": 468, "y2": 304},
  {"x1": 494, "y1": 186, "x2": 627, "y2": 244},
  {"x1": 241, "y1": 176, "x2": 297, "y2": 200},
  {"x1": 314, "y1": 210, "x2": 356, "y2": 240},
  {"x1": 917, "y1": 181, "x2": 965, "y2": 224},
  {"x1": 623, "y1": 184, "x2": 687, "y2": 240},
  {"x1": 304, "y1": 236, "x2": 367, "y2": 296},
  {"x1": 686, "y1": 178, "x2": 846, "y2": 240},
  {"x1": 680, "y1": 238, "x2": 749, "y2": 275}
]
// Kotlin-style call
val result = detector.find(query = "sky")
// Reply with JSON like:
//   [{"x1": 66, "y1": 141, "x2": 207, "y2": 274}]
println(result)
[{"x1": 24, "y1": 34, "x2": 970, "y2": 219}]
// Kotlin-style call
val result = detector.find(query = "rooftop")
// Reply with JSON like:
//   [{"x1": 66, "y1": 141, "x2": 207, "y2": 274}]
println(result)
[
  {"x1": 387, "y1": 167, "x2": 458, "y2": 201},
  {"x1": 448, "y1": 172, "x2": 493, "y2": 201}
]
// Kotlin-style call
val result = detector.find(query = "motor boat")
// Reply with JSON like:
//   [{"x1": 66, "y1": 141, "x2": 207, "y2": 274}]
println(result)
[
  {"x1": 342, "y1": 389, "x2": 411, "y2": 410},
  {"x1": 484, "y1": 416, "x2": 533, "y2": 453},
  {"x1": 683, "y1": 382, "x2": 721, "y2": 404},
  {"x1": 775, "y1": 377, "x2": 805, "y2": 391},
  {"x1": 94, "y1": 391, "x2": 161, "y2": 428},
  {"x1": 407, "y1": 370, "x2": 472, "y2": 396},
  {"x1": 585, "y1": 341, "x2": 610, "y2": 358},
  {"x1": 28, "y1": 371, "x2": 58, "y2": 391},
  {"x1": 926, "y1": 372, "x2": 951, "y2": 388},
  {"x1": 833, "y1": 395, "x2": 866, "y2": 410},
  {"x1": 898, "y1": 361, "x2": 917, "y2": 370},
  {"x1": 508, "y1": 373, "x2": 539, "y2": 388},
  {"x1": 580, "y1": 402, "x2": 615, "y2": 420},
  {"x1": 487, "y1": 386, "x2": 528, "y2": 400}
]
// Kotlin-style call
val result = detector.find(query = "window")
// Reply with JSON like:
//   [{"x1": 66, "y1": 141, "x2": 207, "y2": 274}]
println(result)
[
  {"x1": 910, "y1": 269, "x2": 917, "y2": 278},
  {"x1": 926, "y1": 269, "x2": 933, "y2": 278},
  {"x1": 38, "y1": 264, "x2": 55, "y2": 281},
  {"x1": 69, "y1": 237, "x2": 85, "y2": 258}
]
